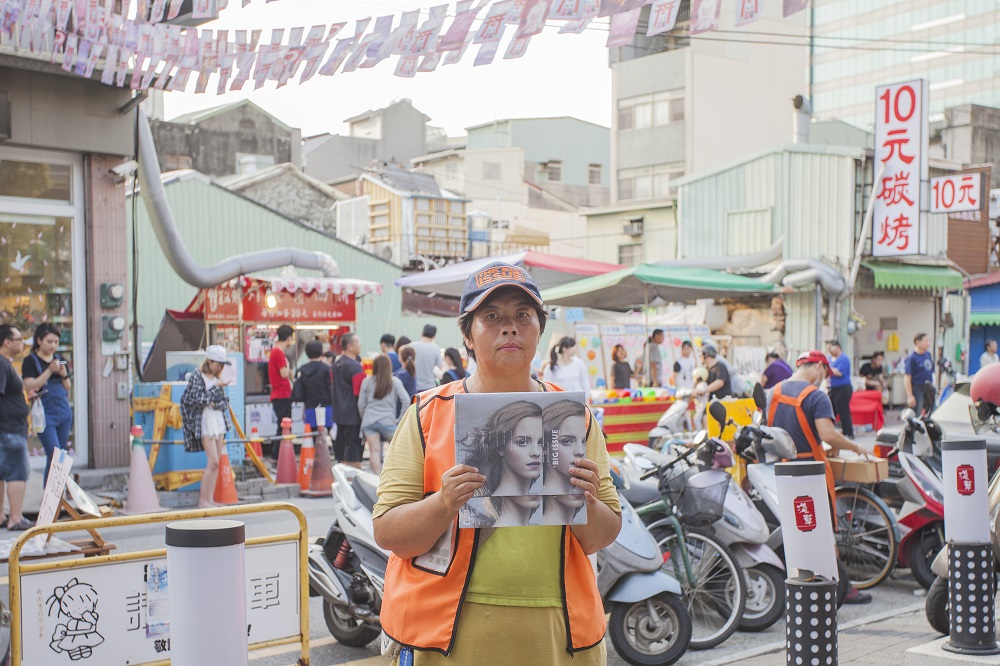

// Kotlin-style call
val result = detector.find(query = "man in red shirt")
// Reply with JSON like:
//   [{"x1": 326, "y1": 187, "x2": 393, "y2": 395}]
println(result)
[{"x1": 268, "y1": 325, "x2": 295, "y2": 461}]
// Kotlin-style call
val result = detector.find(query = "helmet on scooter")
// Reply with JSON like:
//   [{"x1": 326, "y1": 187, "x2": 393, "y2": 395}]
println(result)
[{"x1": 971, "y1": 363, "x2": 1000, "y2": 417}]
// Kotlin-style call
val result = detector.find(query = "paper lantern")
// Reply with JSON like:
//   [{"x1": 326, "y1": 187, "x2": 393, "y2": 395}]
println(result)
[
  {"x1": 587, "y1": 350, "x2": 596, "y2": 361},
  {"x1": 591, "y1": 337, "x2": 601, "y2": 347},
  {"x1": 579, "y1": 338, "x2": 588, "y2": 347},
  {"x1": 588, "y1": 365, "x2": 598, "y2": 375},
  {"x1": 673, "y1": 337, "x2": 681, "y2": 346}
]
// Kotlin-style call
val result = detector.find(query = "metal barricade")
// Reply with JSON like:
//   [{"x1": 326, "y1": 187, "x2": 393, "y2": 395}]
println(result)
[{"x1": 9, "y1": 502, "x2": 310, "y2": 666}]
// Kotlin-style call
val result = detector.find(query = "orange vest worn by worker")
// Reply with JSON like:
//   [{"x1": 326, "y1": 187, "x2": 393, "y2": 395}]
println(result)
[
  {"x1": 767, "y1": 382, "x2": 837, "y2": 518},
  {"x1": 380, "y1": 380, "x2": 606, "y2": 656}
]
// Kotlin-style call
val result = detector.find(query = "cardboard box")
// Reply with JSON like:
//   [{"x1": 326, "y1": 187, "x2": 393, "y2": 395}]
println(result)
[{"x1": 828, "y1": 456, "x2": 889, "y2": 484}]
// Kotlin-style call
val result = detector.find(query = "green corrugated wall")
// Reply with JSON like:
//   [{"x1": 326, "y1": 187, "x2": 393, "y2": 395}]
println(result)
[{"x1": 127, "y1": 176, "x2": 462, "y2": 353}]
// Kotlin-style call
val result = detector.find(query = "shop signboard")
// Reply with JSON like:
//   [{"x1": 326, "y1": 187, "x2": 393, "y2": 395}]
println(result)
[
  {"x1": 872, "y1": 79, "x2": 928, "y2": 257},
  {"x1": 203, "y1": 286, "x2": 356, "y2": 323},
  {"x1": 930, "y1": 173, "x2": 982, "y2": 215}
]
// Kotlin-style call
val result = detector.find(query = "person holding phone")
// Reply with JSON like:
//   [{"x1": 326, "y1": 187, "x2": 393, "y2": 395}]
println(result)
[
  {"x1": 180, "y1": 346, "x2": 233, "y2": 508},
  {"x1": 21, "y1": 323, "x2": 73, "y2": 487}
]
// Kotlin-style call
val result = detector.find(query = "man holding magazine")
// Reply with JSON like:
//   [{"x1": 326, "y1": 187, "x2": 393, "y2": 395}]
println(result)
[{"x1": 374, "y1": 262, "x2": 622, "y2": 664}]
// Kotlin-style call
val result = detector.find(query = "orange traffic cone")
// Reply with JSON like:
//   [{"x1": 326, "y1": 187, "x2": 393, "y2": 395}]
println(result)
[
  {"x1": 214, "y1": 444, "x2": 239, "y2": 505},
  {"x1": 249, "y1": 426, "x2": 263, "y2": 459},
  {"x1": 302, "y1": 424, "x2": 334, "y2": 497},
  {"x1": 123, "y1": 426, "x2": 166, "y2": 515},
  {"x1": 297, "y1": 424, "x2": 315, "y2": 491},
  {"x1": 275, "y1": 418, "x2": 298, "y2": 484}
]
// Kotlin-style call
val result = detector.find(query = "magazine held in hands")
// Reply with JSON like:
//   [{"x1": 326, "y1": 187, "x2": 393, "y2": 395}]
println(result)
[{"x1": 455, "y1": 391, "x2": 589, "y2": 528}]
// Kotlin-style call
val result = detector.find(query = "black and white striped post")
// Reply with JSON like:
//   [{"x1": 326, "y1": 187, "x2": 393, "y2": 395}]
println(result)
[
  {"x1": 941, "y1": 439, "x2": 1000, "y2": 656},
  {"x1": 775, "y1": 461, "x2": 839, "y2": 666}
]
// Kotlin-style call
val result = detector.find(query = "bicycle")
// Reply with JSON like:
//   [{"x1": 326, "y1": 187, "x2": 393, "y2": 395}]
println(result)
[
  {"x1": 833, "y1": 483, "x2": 899, "y2": 589},
  {"x1": 630, "y1": 435, "x2": 747, "y2": 650}
]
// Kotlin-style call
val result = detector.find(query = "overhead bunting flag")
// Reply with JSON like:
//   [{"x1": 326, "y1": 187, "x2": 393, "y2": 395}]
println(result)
[{"x1": 0, "y1": 0, "x2": 811, "y2": 94}]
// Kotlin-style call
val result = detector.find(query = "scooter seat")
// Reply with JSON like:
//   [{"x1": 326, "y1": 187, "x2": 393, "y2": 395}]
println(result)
[
  {"x1": 619, "y1": 467, "x2": 662, "y2": 507},
  {"x1": 351, "y1": 475, "x2": 380, "y2": 513}
]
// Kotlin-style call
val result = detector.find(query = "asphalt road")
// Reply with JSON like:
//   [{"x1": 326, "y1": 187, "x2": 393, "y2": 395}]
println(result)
[{"x1": 0, "y1": 493, "x2": 933, "y2": 666}]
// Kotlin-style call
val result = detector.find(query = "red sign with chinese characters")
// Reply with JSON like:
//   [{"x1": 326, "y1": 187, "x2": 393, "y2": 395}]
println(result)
[
  {"x1": 873, "y1": 79, "x2": 928, "y2": 257},
  {"x1": 957, "y1": 464, "x2": 976, "y2": 496},
  {"x1": 793, "y1": 495, "x2": 817, "y2": 532},
  {"x1": 203, "y1": 286, "x2": 356, "y2": 323},
  {"x1": 930, "y1": 173, "x2": 982, "y2": 214}
]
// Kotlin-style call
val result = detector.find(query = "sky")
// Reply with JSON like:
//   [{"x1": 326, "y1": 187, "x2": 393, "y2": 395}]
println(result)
[{"x1": 161, "y1": 0, "x2": 614, "y2": 138}]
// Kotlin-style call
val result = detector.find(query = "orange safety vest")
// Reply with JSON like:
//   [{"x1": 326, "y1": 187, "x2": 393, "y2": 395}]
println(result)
[
  {"x1": 380, "y1": 380, "x2": 606, "y2": 656},
  {"x1": 767, "y1": 382, "x2": 837, "y2": 520}
]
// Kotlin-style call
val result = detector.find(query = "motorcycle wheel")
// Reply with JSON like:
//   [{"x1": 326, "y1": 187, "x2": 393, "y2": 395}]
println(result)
[
  {"x1": 739, "y1": 564, "x2": 785, "y2": 632},
  {"x1": 654, "y1": 528, "x2": 747, "y2": 650},
  {"x1": 322, "y1": 601, "x2": 381, "y2": 647},
  {"x1": 925, "y1": 576, "x2": 949, "y2": 635},
  {"x1": 609, "y1": 593, "x2": 692, "y2": 666},
  {"x1": 910, "y1": 529, "x2": 944, "y2": 591}
]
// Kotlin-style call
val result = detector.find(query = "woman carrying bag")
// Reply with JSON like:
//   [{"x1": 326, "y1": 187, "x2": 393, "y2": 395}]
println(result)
[
  {"x1": 21, "y1": 324, "x2": 72, "y2": 487},
  {"x1": 180, "y1": 346, "x2": 234, "y2": 508}
]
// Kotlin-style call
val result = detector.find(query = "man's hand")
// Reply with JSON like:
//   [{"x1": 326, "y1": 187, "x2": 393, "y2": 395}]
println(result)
[
  {"x1": 568, "y1": 458, "x2": 601, "y2": 506},
  {"x1": 907, "y1": 395, "x2": 916, "y2": 408},
  {"x1": 438, "y1": 465, "x2": 485, "y2": 514}
]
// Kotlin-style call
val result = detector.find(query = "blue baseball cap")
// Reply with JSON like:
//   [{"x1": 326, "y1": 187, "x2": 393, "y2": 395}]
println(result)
[{"x1": 459, "y1": 261, "x2": 544, "y2": 315}]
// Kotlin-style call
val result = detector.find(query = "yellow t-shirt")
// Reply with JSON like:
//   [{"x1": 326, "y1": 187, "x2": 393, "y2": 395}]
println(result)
[{"x1": 374, "y1": 399, "x2": 620, "y2": 607}]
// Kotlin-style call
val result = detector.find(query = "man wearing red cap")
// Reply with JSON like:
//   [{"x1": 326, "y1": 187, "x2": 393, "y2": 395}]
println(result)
[{"x1": 767, "y1": 350, "x2": 873, "y2": 604}]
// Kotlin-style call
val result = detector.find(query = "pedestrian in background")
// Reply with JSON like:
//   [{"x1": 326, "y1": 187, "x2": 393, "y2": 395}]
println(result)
[
  {"x1": 293, "y1": 340, "x2": 333, "y2": 430},
  {"x1": 859, "y1": 352, "x2": 887, "y2": 392},
  {"x1": 411, "y1": 325, "x2": 444, "y2": 393},
  {"x1": 905, "y1": 333, "x2": 935, "y2": 415},
  {"x1": 440, "y1": 347, "x2": 467, "y2": 384},
  {"x1": 610, "y1": 344, "x2": 634, "y2": 390},
  {"x1": 672, "y1": 340, "x2": 696, "y2": 389},
  {"x1": 761, "y1": 351, "x2": 793, "y2": 389},
  {"x1": 0, "y1": 324, "x2": 35, "y2": 530},
  {"x1": 394, "y1": 345, "x2": 417, "y2": 402},
  {"x1": 700, "y1": 347, "x2": 734, "y2": 400},
  {"x1": 546, "y1": 336, "x2": 591, "y2": 393},
  {"x1": 358, "y1": 355, "x2": 409, "y2": 475},
  {"x1": 644, "y1": 329, "x2": 665, "y2": 387},
  {"x1": 333, "y1": 332, "x2": 365, "y2": 468},
  {"x1": 180, "y1": 346, "x2": 233, "y2": 509},
  {"x1": 826, "y1": 340, "x2": 854, "y2": 438},
  {"x1": 981, "y1": 339, "x2": 999, "y2": 368},
  {"x1": 268, "y1": 324, "x2": 295, "y2": 462},
  {"x1": 381, "y1": 334, "x2": 401, "y2": 372},
  {"x1": 20, "y1": 323, "x2": 72, "y2": 487}
]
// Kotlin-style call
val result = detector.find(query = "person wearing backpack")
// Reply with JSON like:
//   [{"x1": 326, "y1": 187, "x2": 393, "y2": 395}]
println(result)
[{"x1": 292, "y1": 340, "x2": 333, "y2": 430}]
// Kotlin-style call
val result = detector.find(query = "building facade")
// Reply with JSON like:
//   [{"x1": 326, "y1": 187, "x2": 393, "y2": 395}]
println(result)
[
  {"x1": 1, "y1": 59, "x2": 134, "y2": 470},
  {"x1": 150, "y1": 99, "x2": 302, "y2": 178},
  {"x1": 303, "y1": 99, "x2": 430, "y2": 185},
  {"x1": 810, "y1": 2, "x2": 1000, "y2": 132}
]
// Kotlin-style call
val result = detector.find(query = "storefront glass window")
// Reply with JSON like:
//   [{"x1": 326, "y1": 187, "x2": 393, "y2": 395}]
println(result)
[
  {"x1": 0, "y1": 213, "x2": 77, "y2": 458},
  {"x1": 0, "y1": 160, "x2": 72, "y2": 202}
]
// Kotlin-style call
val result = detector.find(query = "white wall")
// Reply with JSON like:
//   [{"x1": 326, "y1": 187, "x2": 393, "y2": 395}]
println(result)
[{"x1": 854, "y1": 296, "x2": 936, "y2": 367}]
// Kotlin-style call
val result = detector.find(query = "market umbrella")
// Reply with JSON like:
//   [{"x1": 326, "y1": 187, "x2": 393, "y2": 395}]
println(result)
[{"x1": 540, "y1": 263, "x2": 778, "y2": 311}]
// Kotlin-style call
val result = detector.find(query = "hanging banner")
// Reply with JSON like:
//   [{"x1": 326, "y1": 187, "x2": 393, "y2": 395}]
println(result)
[
  {"x1": 735, "y1": 0, "x2": 761, "y2": 27},
  {"x1": 606, "y1": 7, "x2": 641, "y2": 47},
  {"x1": 690, "y1": 0, "x2": 721, "y2": 34},
  {"x1": 873, "y1": 79, "x2": 928, "y2": 257},
  {"x1": 783, "y1": 0, "x2": 807, "y2": 17},
  {"x1": 646, "y1": 0, "x2": 681, "y2": 36},
  {"x1": 599, "y1": 0, "x2": 644, "y2": 17}
]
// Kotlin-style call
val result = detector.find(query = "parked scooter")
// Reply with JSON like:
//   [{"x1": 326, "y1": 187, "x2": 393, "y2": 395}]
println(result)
[
  {"x1": 724, "y1": 393, "x2": 851, "y2": 606},
  {"x1": 599, "y1": 477, "x2": 693, "y2": 666},
  {"x1": 309, "y1": 463, "x2": 694, "y2": 664},
  {"x1": 620, "y1": 437, "x2": 786, "y2": 632},
  {"x1": 307, "y1": 464, "x2": 388, "y2": 647},
  {"x1": 872, "y1": 409, "x2": 946, "y2": 589}
]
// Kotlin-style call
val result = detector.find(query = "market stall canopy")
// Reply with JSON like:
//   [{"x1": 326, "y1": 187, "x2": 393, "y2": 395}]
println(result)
[
  {"x1": 971, "y1": 312, "x2": 1000, "y2": 327},
  {"x1": 862, "y1": 261, "x2": 964, "y2": 292},
  {"x1": 540, "y1": 263, "x2": 779, "y2": 311},
  {"x1": 394, "y1": 251, "x2": 622, "y2": 298}
]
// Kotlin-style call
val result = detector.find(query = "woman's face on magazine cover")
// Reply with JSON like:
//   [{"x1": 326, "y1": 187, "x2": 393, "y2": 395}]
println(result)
[
  {"x1": 502, "y1": 416, "x2": 544, "y2": 482},
  {"x1": 509, "y1": 494, "x2": 542, "y2": 511},
  {"x1": 544, "y1": 414, "x2": 587, "y2": 494}
]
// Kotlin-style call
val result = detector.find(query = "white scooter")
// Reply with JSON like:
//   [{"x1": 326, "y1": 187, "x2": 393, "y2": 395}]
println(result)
[{"x1": 619, "y1": 437, "x2": 786, "y2": 631}]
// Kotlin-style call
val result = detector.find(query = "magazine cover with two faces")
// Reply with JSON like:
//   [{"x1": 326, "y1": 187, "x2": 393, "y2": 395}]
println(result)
[{"x1": 455, "y1": 391, "x2": 590, "y2": 528}]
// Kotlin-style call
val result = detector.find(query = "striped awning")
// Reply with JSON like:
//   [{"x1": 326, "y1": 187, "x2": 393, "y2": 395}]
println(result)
[
  {"x1": 971, "y1": 312, "x2": 1000, "y2": 327},
  {"x1": 862, "y1": 261, "x2": 964, "y2": 292}
]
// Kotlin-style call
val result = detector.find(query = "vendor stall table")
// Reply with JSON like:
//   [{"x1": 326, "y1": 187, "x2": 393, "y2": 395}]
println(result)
[
  {"x1": 601, "y1": 399, "x2": 670, "y2": 453},
  {"x1": 849, "y1": 389, "x2": 886, "y2": 432}
]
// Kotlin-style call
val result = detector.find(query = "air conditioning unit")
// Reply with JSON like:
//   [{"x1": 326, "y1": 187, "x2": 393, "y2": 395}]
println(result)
[{"x1": 623, "y1": 219, "x2": 644, "y2": 236}]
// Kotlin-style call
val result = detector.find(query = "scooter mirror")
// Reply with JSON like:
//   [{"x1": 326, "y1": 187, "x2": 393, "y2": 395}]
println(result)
[
  {"x1": 752, "y1": 383, "x2": 766, "y2": 411},
  {"x1": 900, "y1": 408, "x2": 916, "y2": 422},
  {"x1": 752, "y1": 411, "x2": 763, "y2": 426},
  {"x1": 693, "y1": 430, "x2": 708, "y2": 446},
  {"x1": 708, "y1": 401, "x2": 728, "y2": 428}
]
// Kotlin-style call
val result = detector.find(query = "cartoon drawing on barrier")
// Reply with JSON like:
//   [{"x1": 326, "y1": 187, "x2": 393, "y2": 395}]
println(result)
[{"x1": 47, "y1": 578, "x2": 105, "y2": 660}]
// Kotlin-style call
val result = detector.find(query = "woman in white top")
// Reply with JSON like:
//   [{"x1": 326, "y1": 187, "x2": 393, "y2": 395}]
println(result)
[
  {"x1": 544, "y1": 336, "x2": 591, "y2": 393},
  {"x1": 179, "y1": 345, "x2": 233, "y2": 508}
]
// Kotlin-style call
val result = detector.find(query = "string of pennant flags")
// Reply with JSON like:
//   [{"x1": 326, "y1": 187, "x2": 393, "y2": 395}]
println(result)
[{"x1": 0, "y1": 0, "x2": 807, "y2": 94}]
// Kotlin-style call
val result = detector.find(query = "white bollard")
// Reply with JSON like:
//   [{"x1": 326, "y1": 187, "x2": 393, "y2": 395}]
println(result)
[
  {"x1": 941, "y1": 439, "x2": 999, "y2": 655},
  {"x1": 166, "y1": 519, "x2": 248, "y2": 666}
]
